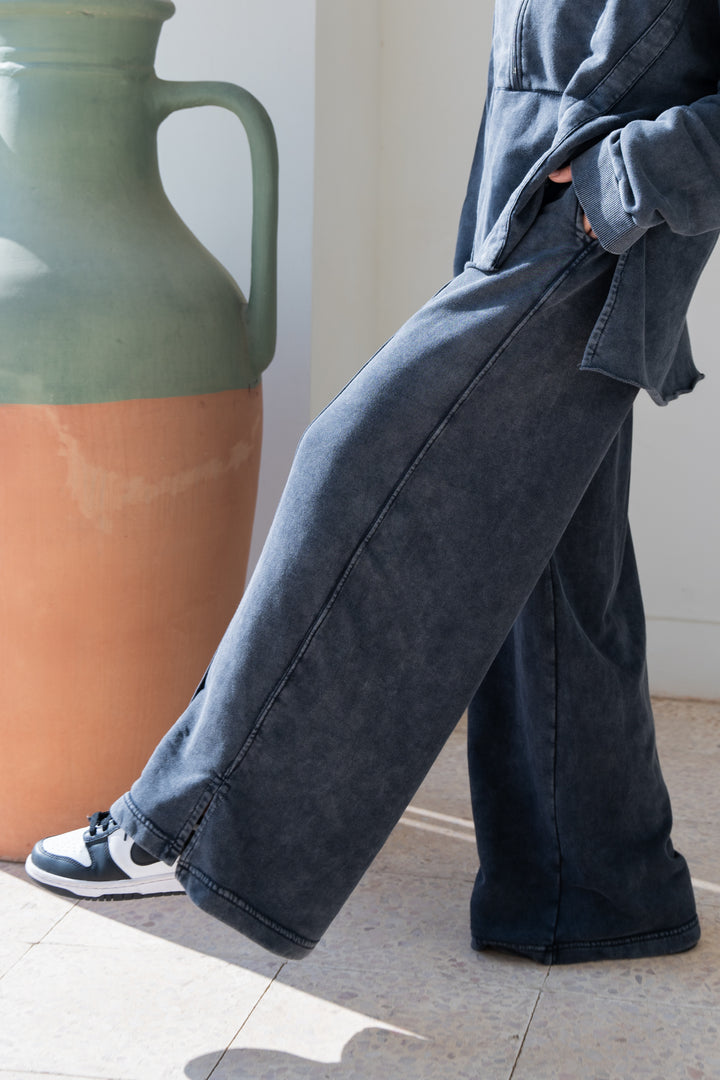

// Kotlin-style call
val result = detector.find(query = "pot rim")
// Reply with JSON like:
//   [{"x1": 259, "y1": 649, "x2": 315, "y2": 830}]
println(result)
[{"x1": 0, "y1": 0, "x2": 175, "y2": 20}]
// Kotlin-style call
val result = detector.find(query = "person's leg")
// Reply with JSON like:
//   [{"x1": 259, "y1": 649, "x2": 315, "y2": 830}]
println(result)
[
  {"x1": 108, "y1": 192, "x2": 681, "y2": 960},
  {"x1": 467, "y1": 415, "x2": 698, "y2": 963},
  {"x1": 28, "y1": 188, "x2": 697, "y2": 959}
]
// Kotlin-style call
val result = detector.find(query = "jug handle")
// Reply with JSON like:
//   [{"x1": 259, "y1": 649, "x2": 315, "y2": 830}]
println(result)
[{"x1": 153, "y1": 80, "x2": 279, "y2": 379}]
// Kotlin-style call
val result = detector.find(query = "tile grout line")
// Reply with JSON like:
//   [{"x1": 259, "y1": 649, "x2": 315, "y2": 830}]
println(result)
[
  {"x1": 0, "y1": 881, "x2": 82, "y2": 982},
  {"x1": 202, "y1": 962, "x2": 287, "y2": 1080},
  {"x1": 506, "y1": 968, "x2": 550, "y2": 1080},
  {"x1": 41, "y1": 897, "x2": 83, "y2": 936},
  {"x1": 28, "y1": 893, "x2": 84, "y2": 950},
  {"x1": 0, "y1": 940, "x2": 35, "y2": 983}
]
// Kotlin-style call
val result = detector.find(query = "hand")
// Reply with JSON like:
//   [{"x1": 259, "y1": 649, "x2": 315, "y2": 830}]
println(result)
[{"x1": 548, "y1": 165, "x2": 597, "y2": 238}]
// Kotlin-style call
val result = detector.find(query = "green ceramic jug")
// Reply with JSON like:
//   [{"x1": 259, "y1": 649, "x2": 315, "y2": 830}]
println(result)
[{"x1": 0, "y1": 0, "x2": 279, "y2": 858}]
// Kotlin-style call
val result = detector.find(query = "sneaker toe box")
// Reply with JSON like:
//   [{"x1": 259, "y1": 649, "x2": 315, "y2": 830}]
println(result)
[{"x1": 27, "y1": 836, "x2": 90, "y2": 878}]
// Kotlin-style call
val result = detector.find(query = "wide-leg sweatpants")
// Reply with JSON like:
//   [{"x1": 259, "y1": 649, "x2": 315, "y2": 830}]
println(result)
[{"x1": 113, "y1": 184, "x2": 699, "y2": 962}]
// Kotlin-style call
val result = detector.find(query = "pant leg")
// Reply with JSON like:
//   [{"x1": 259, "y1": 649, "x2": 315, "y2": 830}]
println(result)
[
  {"x1": 112, "y1": 188, "x2": 694, "y2": 960},
  {"x1": 468, "y1": 415, "x2": 698, "y2": 963}
]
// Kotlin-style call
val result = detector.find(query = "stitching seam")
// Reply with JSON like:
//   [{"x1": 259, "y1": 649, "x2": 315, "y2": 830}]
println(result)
[
  {"x1": 478, "y1": 914, "x2": 699, "y2": 954},
  {"x1": 582, "y1": 249, "x2": 630, "y2": 361},
  {"x1": 178, "y1": 862, "x2": 318, "y2": 950},
  {"x1": 548, "y1": 559, "x2": 564, "y2": 963}
]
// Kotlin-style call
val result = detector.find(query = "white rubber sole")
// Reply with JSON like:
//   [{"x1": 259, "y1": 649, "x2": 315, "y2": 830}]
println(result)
[{"x1": 24, "y1": 855, "x2": 185, "y2": 899}]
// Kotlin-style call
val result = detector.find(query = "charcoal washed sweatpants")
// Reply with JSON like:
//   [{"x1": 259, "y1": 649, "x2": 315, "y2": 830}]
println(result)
[{"x1": 112, "y1": 183, "x2": 699, "y2": 964}]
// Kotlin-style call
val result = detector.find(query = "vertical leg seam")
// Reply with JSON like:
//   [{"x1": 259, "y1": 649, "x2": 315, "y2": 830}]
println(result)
[
  {"x1": 548, "y1": 558, "x2": 564, "y2": 962},
  {"x1": 220, "y1": 245, "x2": 596, "y2": 785}
]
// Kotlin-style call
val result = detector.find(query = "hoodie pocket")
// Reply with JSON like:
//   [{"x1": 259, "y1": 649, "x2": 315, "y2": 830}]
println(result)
[{"x1": 539, "y1": 180, "x2": 596, "y2": 247}]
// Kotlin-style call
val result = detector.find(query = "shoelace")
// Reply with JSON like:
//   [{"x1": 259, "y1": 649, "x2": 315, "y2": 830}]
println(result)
[
  {"x1": 87, "y1": 810, "x2": 116, "y2": 836},
  {"x1": 86, "y1": 810, "x2": 133, "y2": 846}
]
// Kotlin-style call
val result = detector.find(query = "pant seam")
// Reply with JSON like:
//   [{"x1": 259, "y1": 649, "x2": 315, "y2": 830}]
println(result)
[
  {"x1": 552, "y1": 914, "x2": 700, "y2": 950},
  {"x1": 583, "y1": 249, "x2": 630, "y2": 364},
  {"x1": 475, "y1": 913, "x2": 700, "y2": 954},
  {"x1": 122, "y1": 783, "x2": 224, "y2": 862},
  {"x1": 220, "y1": 242, "x2": 598, "y2": 784},
  {"x1": 548, "y1": 558, "x2": 565, "y2": 962},
  {"x1": 177, "y1": 862, "x2": 318, "y2": 951},
  {"x1": 120, "y1": 791, "x2": 172, "y2": 845}
]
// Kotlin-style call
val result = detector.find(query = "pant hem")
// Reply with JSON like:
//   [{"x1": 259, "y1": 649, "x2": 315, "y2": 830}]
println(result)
[
  {"x1": 471, "y1": 915, "x2": 701, "y2": 965},
  {"x1": 177, "y1": 862, "x2": 318, "y2": 960},
  {"x1": 112, "y1": 793, "x2": 318, "y2": 961}
]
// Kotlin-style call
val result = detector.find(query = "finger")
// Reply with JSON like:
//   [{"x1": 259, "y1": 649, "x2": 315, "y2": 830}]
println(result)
[
  {"x1": 548, "y1": 165, "x2": 572, "y2": 183},
  {"x1": 583, "y1": 213, "x2": 597, "y2": 239}
]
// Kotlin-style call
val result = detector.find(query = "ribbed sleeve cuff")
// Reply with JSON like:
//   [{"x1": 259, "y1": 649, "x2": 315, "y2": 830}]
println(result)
[{"x1": 571, "y1": 139, "x2": 647, "y2": 254}]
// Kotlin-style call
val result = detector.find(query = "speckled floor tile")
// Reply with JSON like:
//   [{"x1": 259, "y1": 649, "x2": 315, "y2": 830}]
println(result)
[
  {"x1": 545, "y1": 891, "x2": 720, "y2": 1009},
  {"x1": 42, "y1": 890, "x2": 281, "y2": 977},
  {"x1": 654, "y1": 699, "x2": 720, "y2": 882},
  {"x1": 513, "y1": 989, "x2": 720, "y2": 1080},
  {"x1": 370, "y1": 811, "x2": 479, "y2": 883},
  {"x1": 677, "y1": 828, "x2": 720, "y2": 885},
  {"x1": 653, "y1": 698, "x2": 720, "y2": 748},
  {"x1": 0, "y1": 864, "x2": 78, "y2": 944},
  {"x1": 0, "y1": 940, "x2": 274, "y2": 1080},
  {"x1": 193, "y1": 965, "x2": 539, "y2": 1080},
  {"x1": 306, "y1": 869, "x2": 548, "y2": 991}
]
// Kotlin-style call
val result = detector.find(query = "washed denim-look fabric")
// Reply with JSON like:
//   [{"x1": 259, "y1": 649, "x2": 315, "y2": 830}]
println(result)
[
  {"x1": 468, "y1": 413, "x2": 694, "y2": 963},
  {"x1": 455, "y1": 0, "x2": 720, "y2": 402},
  {"x1": 112, "y1": 186, "x2": 699, "y2": 961}
]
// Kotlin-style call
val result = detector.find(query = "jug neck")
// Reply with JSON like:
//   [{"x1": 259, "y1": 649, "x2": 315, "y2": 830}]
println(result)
[
  {"x1": 0, "y1": 2, "x2": 173, "y2": 191},
  {"x1": 0, "y1": 1, "x2": 174, "y2": 71}
]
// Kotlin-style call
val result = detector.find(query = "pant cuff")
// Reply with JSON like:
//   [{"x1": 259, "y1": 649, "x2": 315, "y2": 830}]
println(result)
[
  {"x1": 471, "y1": 915, "x2": 701, "y2": 965},
  {"x1": 111, "y1": 792, "x2": 318, "y2": 961}
]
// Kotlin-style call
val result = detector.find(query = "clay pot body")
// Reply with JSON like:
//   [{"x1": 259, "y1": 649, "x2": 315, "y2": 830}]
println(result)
[{"x1": 0, "y1": 0, "x2": 278, "y2": 858}]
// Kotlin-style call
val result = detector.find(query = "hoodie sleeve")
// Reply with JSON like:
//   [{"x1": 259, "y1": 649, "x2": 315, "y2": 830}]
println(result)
[{"x1": 570, "y1": 89, "x2": 720, "y2": 253}]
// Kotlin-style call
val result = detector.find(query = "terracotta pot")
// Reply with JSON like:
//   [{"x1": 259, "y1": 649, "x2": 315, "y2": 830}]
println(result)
[{"x1": 0, "y1": 0, "x2": 278, "y2": 858}]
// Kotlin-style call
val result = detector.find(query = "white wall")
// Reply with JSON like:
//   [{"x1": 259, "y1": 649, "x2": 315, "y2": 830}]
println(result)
[
  {"x1": 155, "y1": 0, "x2": 316, "y2": 571},
  {"x1": 311, "y1": 0, "x2": 382, "y2": 415},
  {"x1": 374, "y1": 0, "x2": 490, "y2": 342},
  {"x1": 631, "y1": 267, "x2": 720, "y2": 699},
  {"x1": 310, "y1": 0, "x2": 490, "y2": 408}
]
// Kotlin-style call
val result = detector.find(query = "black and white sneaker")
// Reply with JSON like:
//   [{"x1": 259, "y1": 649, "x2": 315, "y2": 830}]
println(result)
[{"x1": 24, "y1": 811, "x2": 185, "y2": 900}]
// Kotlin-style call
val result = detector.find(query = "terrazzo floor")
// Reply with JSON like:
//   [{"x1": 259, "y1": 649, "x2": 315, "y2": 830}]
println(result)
[{"x1": 1, "y1": 697, "x2": 719, "y2": 1079}]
